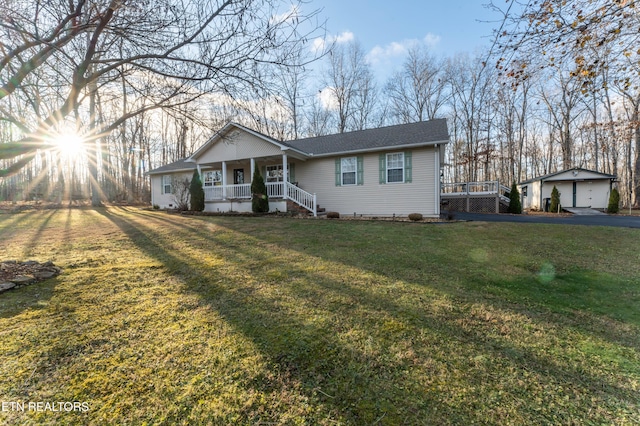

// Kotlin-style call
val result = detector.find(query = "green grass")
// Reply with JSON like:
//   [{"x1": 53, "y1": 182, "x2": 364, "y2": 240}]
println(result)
[{"x1": 1, "y1": 207, "x2": 639, "y2": 425}]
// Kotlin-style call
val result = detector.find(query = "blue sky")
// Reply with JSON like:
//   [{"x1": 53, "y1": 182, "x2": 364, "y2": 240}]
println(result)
[{"x1": 308, "y1": 0, "x2": 501, "y2": 79}]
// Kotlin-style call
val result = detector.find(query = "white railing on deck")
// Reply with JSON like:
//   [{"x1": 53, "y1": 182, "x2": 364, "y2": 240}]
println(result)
[
  {"x1": 441, "y1": 181, "x2": 512, "y2": 203},
  {"x1": 286, "y1": 181, "x2": 317, "y2": 216}
]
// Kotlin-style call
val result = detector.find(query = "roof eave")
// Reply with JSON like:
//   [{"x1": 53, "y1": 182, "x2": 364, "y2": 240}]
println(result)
[
  {"x1": 147, "y1": 167, "x2": 196, "y2": 176},
  {"x1": 306, "y1": 139, "x2": 449, "y2": 158}
]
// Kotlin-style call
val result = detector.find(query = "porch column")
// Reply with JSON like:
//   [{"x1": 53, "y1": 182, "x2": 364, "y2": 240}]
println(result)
[
  {"x1": 222, "y1": 161, "x2": 227, "y2": 199},
  {"x1": 250, "y1": 158, "x2": 255, "y2": 180},
  {"x1": 282, "y1": 153, "x2": 288, "y2": 200}
]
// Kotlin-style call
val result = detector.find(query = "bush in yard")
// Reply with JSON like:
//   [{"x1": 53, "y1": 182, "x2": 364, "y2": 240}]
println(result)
[
  {"x1": 550, "y1": 185, "x2": 561, "y2": 213},
  {"x1": 408, "y1": 213, "x2": 423, "y2": 221},
  {"x1": 608, "y1": 188, "x2": 620, "y2": 213},
  {"x1": 251, "y1": 169, "x2": 269, "y2": 213},
  {"x1": 508, "y1": 182, "x2": 522, "y2": 214},
  {"x1": 189, "y1": 170, "x2": 205, "y2": 211},
  {"x1": 326, "y1": 211, "x2": 340, "y2": 219}
]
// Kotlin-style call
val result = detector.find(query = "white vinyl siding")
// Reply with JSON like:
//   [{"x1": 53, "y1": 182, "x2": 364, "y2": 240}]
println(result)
[
  {"x1": 151, "y1": 171, "x2": 193, "y2": 209},
  {"x1": 295, "y1": 147, "x2": 437, "y2": 217},
  {"x1": 197, "y1": 132, "x2": 283, "y2": 163}
]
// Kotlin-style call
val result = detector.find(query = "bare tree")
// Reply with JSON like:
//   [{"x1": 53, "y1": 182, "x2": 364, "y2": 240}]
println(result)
[
  {"x1": 322, "y1": 40, "x2": 378, "y2": 133},
  {"x1": 0, "y1": 0, "x2": 323, "y2": 204},
  {"x1": 446, "y1": 54, "x2": 497, "y2": 182},
  {"x1": 385, "y1": 47, "x2": 447, "y2": 124},
  {"x1": 537, "y1": 71, "x2": 584, "y2": 170}
]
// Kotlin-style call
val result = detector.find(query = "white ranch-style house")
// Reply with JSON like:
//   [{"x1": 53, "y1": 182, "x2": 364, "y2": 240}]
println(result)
[{"x1": 148, "y1": 119, "x2": 450, "y2": 217}]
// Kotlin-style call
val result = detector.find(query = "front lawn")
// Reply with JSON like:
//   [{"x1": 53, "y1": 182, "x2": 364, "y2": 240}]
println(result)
[{"x1": 1, "y1": 207, "x2": 639, "y2": 425}]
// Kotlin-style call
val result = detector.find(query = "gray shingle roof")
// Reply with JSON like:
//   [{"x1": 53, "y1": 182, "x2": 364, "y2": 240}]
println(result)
[
  {"x1": 148, "y1": 158, "x2": 196, "y2": 175},
  {"x1": 149, "y1": 119, "x2": 450, "y2": 174},
  {"x1": 283, "y1": 119, "x2": 449, "y2": 156}
]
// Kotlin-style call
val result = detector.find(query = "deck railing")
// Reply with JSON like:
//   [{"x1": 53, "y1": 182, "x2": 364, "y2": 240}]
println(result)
[
  {"x1": 441, "y1": 180, "x2": 511, "y2": 213},
  {"x1": 442, "y1": 181, "x2": 510, "y2": 201}
]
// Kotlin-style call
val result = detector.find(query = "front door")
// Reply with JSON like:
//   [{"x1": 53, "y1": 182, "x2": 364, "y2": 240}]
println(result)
[
  {"x1": 572, "y1": 182, "x2": 577, "y2": 207},
  {"x1": 234, "y1": 169, "x2": 244, "y2": 185}
]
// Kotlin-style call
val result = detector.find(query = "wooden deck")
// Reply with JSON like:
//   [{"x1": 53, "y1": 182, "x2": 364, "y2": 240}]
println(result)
[{"x1": 441, "y1": 181, "x2": 511, "y2": 213}]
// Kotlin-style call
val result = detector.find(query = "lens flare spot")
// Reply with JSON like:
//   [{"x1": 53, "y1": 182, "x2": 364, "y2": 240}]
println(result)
[
  {"x1": 469, "y1": 248, "x2": 489, "y2": 263},
  {"x1": 537, "y1": 262, "x2": 556, "y2": 283}
]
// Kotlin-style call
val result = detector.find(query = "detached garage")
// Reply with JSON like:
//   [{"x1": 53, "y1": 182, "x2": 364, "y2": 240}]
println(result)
[{"x1": 519, "y1": 168, "x2": 616, "y2": 211}]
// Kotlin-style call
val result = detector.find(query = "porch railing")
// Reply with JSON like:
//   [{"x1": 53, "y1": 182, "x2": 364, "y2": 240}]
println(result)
[
  {"x1": 203, "y1": 186, "x2": 224, "y2": 200},
  {"x1": 286, "y1": 181, "x2": 317, "y2": 217},
  {"x1": 266, "y1": 182, "x2": 283, "y2": 198},
  {"x1": 203, "y1": 181, "x2": 317, "y2": 216}
]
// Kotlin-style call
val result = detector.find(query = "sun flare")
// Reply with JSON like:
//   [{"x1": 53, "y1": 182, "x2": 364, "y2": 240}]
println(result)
[{"x1": 51, "y1": 132, "x2": 85, "y2": 159}]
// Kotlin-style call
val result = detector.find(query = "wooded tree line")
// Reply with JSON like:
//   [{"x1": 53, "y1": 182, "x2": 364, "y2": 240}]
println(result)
[{"x1": 1, "y1": 0, "x2": 639, "y2": 208}]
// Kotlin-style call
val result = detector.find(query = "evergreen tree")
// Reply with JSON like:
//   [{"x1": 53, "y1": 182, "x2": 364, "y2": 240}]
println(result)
[
  {"x1": 608, "y1": 188, "x2": 620, "y2": 213},
  {"x1": 508, "y1": 182, "x2": 522, "y2": 214},
  {"x1": 189, "y1": 169, "x2": 205, "y2": 211},
  {"x1": 550, "y1": 185, "x2": 561, "y2": 213},
  {"x1": 251, "y1": 169, "x2": 269, "y2": 213}
]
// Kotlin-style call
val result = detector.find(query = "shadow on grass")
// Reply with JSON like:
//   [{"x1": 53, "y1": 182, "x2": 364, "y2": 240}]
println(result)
[
  {"x1": 215, "y1": 216, "x2": 640, "y2": 343},
  {"x1": 0, "y1": 277, "x2": 60, "y2": 319},
  {"x1": 0, "y1": 210, "x2": 55, "y2": 246},
  {"x1": 94, "y1": 208, "x2": 640, "y2": 424}
]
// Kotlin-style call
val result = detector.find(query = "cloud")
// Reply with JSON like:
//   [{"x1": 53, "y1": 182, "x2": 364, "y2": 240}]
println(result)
[
  {"x1": 317, "y1": 87, "x2": 338, "y2": 111},
  {"x1": 423, "y1": 33, "x2": 441, "y2": 48},
  {"x1": 366, "y1": 33, "x2": 442, "y2": 65},
  {"x1": 311, "y1": 31, "x2": 355, "y2": 53}
]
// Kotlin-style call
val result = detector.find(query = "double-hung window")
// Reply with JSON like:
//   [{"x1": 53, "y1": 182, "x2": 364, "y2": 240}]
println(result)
[
  {"x1": 386, "y1": 153, "x2": 404, "y2": 183},
  {"x1": 265, "y1": 164, "x2": 295, "y2": 183},
  {"x1": 341, "y1": 157, "x2": 357, "y2": 185},
  {"x1": 266, "y1": 165, "x2": 284, "y2": 183},
  {"x1": 335, "y1": 156, "x2": 363, "y2": 186},
  {"x1": 162, "y1": 175, "x2": 172, "y2": 194},
  {"x1": 379, "y1": 151, "x2": 412, "y2": 184},
  {"x1": 203, "y1": 170, "x2": 222, "y2": 187}
]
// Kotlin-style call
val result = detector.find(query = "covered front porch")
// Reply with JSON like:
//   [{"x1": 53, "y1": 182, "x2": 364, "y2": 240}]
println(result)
[{"x1": 197, "y1": 154, "x2": 317, "y2": 216}]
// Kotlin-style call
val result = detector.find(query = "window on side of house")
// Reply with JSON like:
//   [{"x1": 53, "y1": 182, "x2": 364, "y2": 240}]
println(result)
[
  {"x1": 162, "y1": 175, "x2": 172, "y2": 194},
  {"x1": 203, "y1": 170, "x2": 222, "y2": 187},
  {"x1": 379, "y1": 152, "x2": 412, "y2": 184},
  {"x1": 522, "y1": 185, "x2": 528, "y2": 197},
  {"x1": 335, "y1": 157, "x2": 363, "y2": 186},
  {"x1": 386, "y1": 153, "x2": 404, "y2": 183},
  {"x1": 341, "y1": 157, "x2": 357, "y2": 185}
]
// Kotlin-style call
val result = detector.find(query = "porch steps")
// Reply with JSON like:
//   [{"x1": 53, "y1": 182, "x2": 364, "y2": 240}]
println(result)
[{"x1": 286, "y1": 200, "x2": 326, "y2": 216}]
